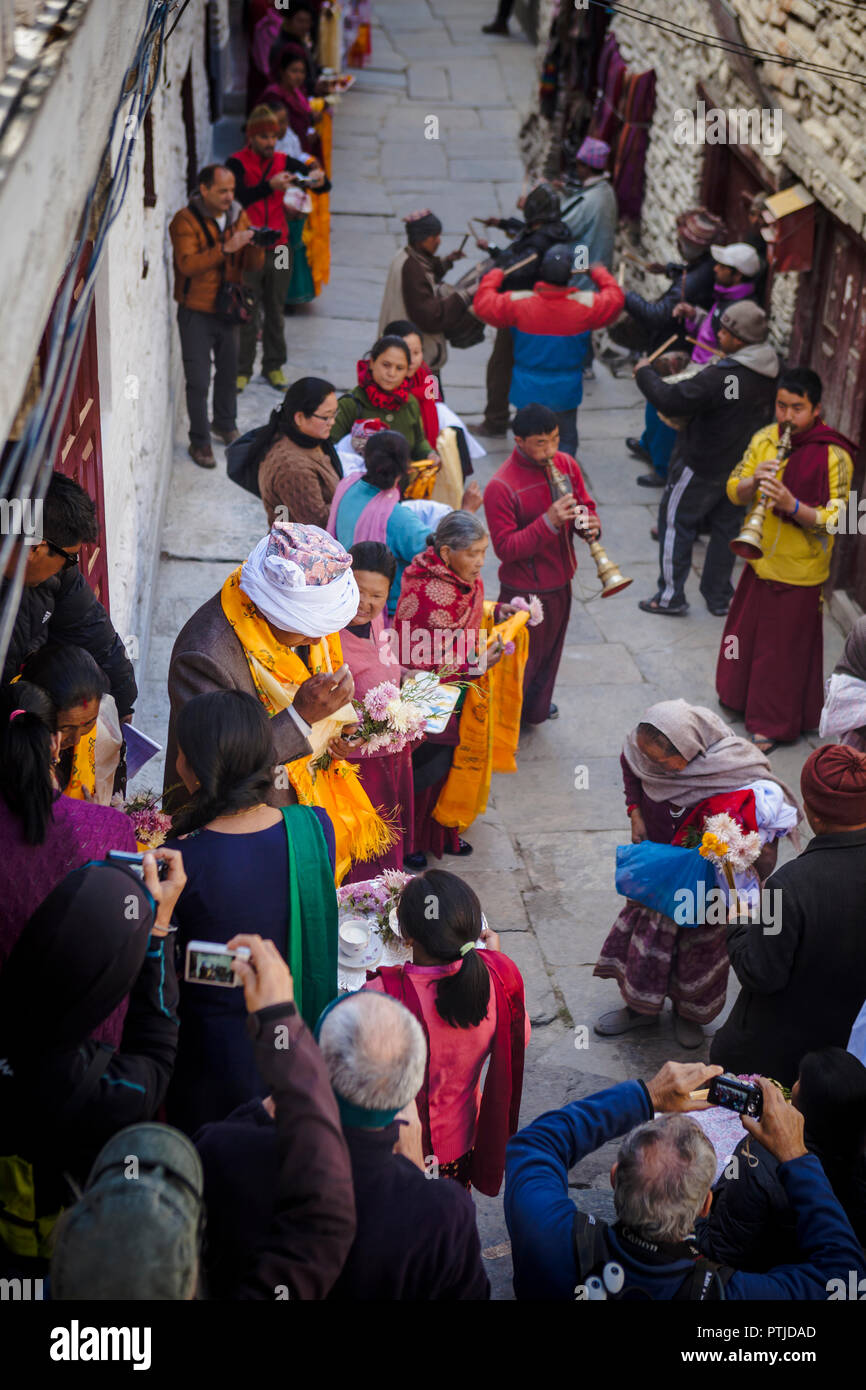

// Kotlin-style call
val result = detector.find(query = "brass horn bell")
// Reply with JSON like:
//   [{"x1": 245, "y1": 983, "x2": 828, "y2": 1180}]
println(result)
[{"x1": 587, "y1": 539, "x2": 633, "y2": 597}]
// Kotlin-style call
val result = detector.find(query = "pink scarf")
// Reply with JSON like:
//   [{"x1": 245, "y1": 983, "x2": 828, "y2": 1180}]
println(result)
[{"x1": 326, "y1": 474, "x2": 400, "y2": 543}]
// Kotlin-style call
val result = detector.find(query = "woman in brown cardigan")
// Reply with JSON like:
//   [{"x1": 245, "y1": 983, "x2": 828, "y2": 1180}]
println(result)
[{"x1": 255, "y1": 377, "x2": 345, "y2": 529}]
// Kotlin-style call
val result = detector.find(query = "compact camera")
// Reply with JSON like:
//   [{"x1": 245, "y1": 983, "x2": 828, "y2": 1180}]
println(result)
[
  {"x1": 107, "y1": 849, "x2": 169, "y2": 880},
  {"x1": 707, "y1": 1073, "x2": 763, "y2": 1119},
  {"x1": 251, "y1": 227, "x2": 281, "y2": 246},
  {"x1": 184, "y1": 940, "x2": 251, "y2": 988}
]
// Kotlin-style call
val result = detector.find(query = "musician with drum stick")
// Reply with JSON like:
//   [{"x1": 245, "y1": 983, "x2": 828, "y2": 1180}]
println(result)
[
  {"x1": 378, "y1": 209, "x2": 471, "y2": 391},
  {"x1": 469, "y1": 182, "x2": 573, "y2": 439},
  {"x1": 715, "y1": 367, "x2": 856, "y2": 755},
  {"x1": 633, "y1": 301, "x2": 780, "y2": 619}
]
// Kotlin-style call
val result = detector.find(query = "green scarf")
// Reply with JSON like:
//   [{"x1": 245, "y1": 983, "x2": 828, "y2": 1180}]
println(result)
[{"x1": 281, "y1": 806, "x2": 338, "y2": 1026}]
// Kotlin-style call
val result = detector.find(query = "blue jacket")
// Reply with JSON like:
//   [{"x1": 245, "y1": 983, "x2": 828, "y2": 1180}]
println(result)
[{"x1": 504, "y1": 1080, "x2": 866, "y2": 1301}]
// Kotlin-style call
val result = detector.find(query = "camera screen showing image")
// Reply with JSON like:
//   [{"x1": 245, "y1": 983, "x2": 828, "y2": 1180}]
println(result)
[
  {"x1": 185, "y1": 941, "x2": 250, "y2": 988},
  {"x1": 107, "y1": 849, "x2": 168, "y2": 880},
  {"x1": 708, "y1": 1073, "x2": 763, "y2": 1118},
  {"x1": 251, "y1": 227, "x2": 280, "y2": 246}
]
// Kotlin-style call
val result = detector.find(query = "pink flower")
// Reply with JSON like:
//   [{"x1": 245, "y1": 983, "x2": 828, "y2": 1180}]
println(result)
[
  {"x1": 503, "y1": 641, "x2": 516, "y2": 655},
  {"x1": 364, "y1": 681, "x2": 399, "y2": 720},
  {"x1": 509, "y1": 595, "x2": 544, "y2": 626}
]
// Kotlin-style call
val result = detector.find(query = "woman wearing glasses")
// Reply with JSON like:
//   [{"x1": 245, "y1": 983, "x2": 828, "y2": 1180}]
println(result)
[{"x1": 255, "y1": 376, "x2": 345, "y2": 530}]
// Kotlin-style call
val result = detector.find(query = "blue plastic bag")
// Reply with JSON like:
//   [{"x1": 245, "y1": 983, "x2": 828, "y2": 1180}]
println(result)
[{"x1": 615, "y1": 841, "x2": 718, "y2": 925}]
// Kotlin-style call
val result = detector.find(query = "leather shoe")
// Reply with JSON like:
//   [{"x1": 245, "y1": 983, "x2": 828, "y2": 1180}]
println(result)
[
  {"x1": 626, "y1": 436, "x2": 651, "y2": 463},
  {"x1": 482, "y1": 20, "x2": 509, "y2": 33},
  {"x1": 547, "y1": 703, "x2": 559, "y2": 720},
  {"x1": 211, "y1": 425, "x2": 240, "y2": 445},
  {"x1": 637, "y1": 472, "x2": 664, "y2": 488},
  {"x1": 706, "y1": 601, "x2": 730, "y2": 616},
  {"x1": 472, "y1": 419, "x2": 508, "y2": 438},
  {"x1": 404, "y1": 851, "x2": 428, "y2": 869},
  {"x1": 673, "y1": 1012, "x2": 704, "y2": 1049},
  {"x1": 594, "y1": 1007, "x2": 658, "y2": 1037},
  {"x1": 188, "y1": 445, "x2": 216, "y2": 469}
]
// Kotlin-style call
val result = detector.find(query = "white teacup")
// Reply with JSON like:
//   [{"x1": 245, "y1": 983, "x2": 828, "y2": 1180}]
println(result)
[{"x1": 339, "y1": 918, "x2": 371, "y2": 961}]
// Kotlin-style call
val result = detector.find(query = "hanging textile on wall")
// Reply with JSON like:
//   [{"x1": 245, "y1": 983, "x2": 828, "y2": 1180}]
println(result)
[{"x1": 588, "y1": 33, "x2": 656, "y2": 221}]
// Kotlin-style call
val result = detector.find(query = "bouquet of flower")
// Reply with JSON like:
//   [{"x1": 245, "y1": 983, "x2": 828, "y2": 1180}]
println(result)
[
  {"x1": 698, "y1": 812, "x2": 763, "y2": 919},
  {"x1": 312, "y1": 680, "x2": 431, "y2": 773},
  {"x1": 336, "y1": 868, "x2": 413, "y2": 947},
  {"x1": 509, "y1": 595, "x2": 545, "y2": 627},
  {"x1": 112, "y1": 788, "x2": 172, "y2": 849}
]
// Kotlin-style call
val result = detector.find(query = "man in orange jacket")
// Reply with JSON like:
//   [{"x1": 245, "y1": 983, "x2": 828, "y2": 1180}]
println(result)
[{"x1": 169, "y1": 165, "x2": 264, "y2": 469}]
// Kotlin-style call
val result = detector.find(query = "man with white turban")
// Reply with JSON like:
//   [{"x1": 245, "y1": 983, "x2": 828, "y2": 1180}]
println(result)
[{"x1": 165, "y1": 522, "x2": 357, "y2": 813}]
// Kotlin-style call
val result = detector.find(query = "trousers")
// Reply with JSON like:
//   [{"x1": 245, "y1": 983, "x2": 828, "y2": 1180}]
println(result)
[
  {"x1": 239, "y1": 245, "x2": 293, "y2": 376},
  {"x1": 484, "y1": 326, "x2": 514, "y2": 430},
  {"x1": 655, "y1": 455, "x2": 742, "y2": 610},
  {"x1": 177, "y1": 305, "x2": 238, "y2": 448}
]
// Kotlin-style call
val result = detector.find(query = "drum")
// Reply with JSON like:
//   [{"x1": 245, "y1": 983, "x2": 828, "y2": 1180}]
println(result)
[{"x1": 656, "y1": 360, "x2": 708, "y2": 430}]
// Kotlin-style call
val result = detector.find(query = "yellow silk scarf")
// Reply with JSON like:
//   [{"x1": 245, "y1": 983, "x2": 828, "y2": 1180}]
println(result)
[
  {"x1": 66, "y1": 727, "x2": 97, "y2": 802},
  {"x1": 303, "y1": 110, "x2": 332, "y2": 296},
  {"x1": 221, "y1": 567, "x2": 396, "y2": 884},
  {"x1": 433, "y1": 605, "x2": 529, "y2": 833}
]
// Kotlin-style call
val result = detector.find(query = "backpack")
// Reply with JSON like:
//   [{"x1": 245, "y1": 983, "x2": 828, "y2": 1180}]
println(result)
[
  {"x1": 572, "y1": 1211, "x2": 735, "y2": 1302},
  {"x1": 226, "y1": 424, "x2": 271, "y2": 496}
]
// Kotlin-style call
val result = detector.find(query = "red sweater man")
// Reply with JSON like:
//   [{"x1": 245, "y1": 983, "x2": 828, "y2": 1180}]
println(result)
[{"x1": 484, "y1": 403, "x2": 599, "y2": 724}]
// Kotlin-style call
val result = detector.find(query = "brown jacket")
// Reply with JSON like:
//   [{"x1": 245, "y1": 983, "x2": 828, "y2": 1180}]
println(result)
[
  {"x1": 259, "y1": 435, "x2": 341, "y2": 530},
  {"x1": 169, "y1": 194, "x2": 265, "y2": 315},
  {"x1": 164, "y1": 592, "x2": 310, "y2": 812}
]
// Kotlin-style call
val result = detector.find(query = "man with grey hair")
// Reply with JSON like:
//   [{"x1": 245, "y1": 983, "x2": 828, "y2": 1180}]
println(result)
[
  {"x1": 505, "y1": 1060, "x2": 866, "y2": 1300},
  {"x1": 318, "y1": 991, "x2": 490, "y2": 1300}
]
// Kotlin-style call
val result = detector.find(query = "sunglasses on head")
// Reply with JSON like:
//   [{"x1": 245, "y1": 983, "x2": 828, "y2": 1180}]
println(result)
[{"x1": 43, "y1": 538, "x2": 80, "y2": 570}]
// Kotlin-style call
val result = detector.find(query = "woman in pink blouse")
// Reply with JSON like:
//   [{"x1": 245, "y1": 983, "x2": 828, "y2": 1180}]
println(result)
[{"x1": 366, "y1": 869, "x2": 529, "y2": 1194}]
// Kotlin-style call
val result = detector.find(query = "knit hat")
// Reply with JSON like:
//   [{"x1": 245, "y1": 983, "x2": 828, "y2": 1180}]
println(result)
[
  {"x1": 404, "y1": 209, "x2": 442, "y2": 245},
  {"x1": 539, "y1": 243, "x2": 574, "y2": 286},
  {"x1": 576, "y1": 137, "x2": 610, "y2": 170},
  {"x1": 523, "y1": 182, "x2": 561, "y2": 225},
  {"x1": 676, "y1": 207, "x2": 727, "y2": 249},
  {"x1": 801, "y1": 744, "x2": 866, "y2": 825},
  {"x1": 711, "y1": 242, "x2": 761, "y2": 278},
  {"x1": 51, "y1": 1125, "x2": 204, "y2": 1300},
  {"x1": 719, "y1": 301, "x2": 769, "y2": 344}
]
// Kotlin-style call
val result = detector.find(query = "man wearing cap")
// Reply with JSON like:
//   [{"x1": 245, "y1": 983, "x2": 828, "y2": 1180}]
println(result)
[
  {"x1": 165, "y1": 523, "x2": 395, "y2": 882},
  {"x1": 711, "y1": 745, "x2": 866, "y2": 1087},
  {"x1": 560, "y1": 138, "x2": 618, "y2": 271},
  {"x1": 227, "y1": 106, "x2": 305, "y2": 393},
  {"x1": 196, "y1": 989, "x2": 490, "y2": 1300},
  {"x1": 633, "y1": 300, "x2": 779, "y2": 618},
  {"x1": 622, "y1": 207, "x2": 727, "y2": 358},
  {"x1": 473, "y1": 183, "x2": 574, "y2": 438},
  {"x1": 378, "y1": 210, "x2": 469, "y2": 381},
  {"x1": 473, "y1": 249, "x2": 624, "y2": 456},
  {"x1": 632, "y1": 241, "x2": 762, "y2": 490}
]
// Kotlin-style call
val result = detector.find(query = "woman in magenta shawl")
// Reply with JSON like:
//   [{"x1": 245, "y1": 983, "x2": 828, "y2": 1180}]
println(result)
[
  {"x1": 262, "y1": 44, "x2": 323, "y2": 161},
  {"x1": 366, "y1": 870, "x2": 529, "y2": 1194},
  {"x1": 333, "y1": 541, "x2": 417, "y2": 879},
  {"x1": 0, "y1": 681, "x2": 136, "y2": 1044}
]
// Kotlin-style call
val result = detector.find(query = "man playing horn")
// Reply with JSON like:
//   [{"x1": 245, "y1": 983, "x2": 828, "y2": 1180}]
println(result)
[{"x1": 715, "y1": 368, "x2": 855, "y2": 754}]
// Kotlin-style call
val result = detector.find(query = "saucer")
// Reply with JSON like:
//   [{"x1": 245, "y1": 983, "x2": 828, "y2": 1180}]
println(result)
[{"x1": 337, "y1": 935, "x2": 383, "y2": 973}]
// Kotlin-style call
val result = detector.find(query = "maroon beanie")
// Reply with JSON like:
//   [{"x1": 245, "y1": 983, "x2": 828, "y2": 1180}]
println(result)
[{"x1": 801, "y1": 744, "x2": 866, "y2": 825}]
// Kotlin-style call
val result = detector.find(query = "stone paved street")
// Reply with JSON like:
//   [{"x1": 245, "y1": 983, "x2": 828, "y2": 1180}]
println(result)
[{"x1": 134, "y1": 0, "x2": 845, "y2": 1298}]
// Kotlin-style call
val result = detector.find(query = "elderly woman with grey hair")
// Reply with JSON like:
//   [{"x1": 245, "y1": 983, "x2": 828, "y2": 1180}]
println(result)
[
  {"x1": 396, "y1": 509, "x2": 521, "y2": 866},
  {"x1": 316, "y1": 990, "x2": 491, "y2": 1300}
]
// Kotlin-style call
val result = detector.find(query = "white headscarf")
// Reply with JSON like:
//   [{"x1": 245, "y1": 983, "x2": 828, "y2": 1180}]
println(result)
[{"x1": 240, "y1": 524, "x2": 360, "y2": 636}]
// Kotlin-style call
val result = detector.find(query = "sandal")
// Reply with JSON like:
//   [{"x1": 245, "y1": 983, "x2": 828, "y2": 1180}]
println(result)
[
  {"x1": 751, "y1": 733, "x2": 779, "y2": 756},
  {"x1": 638, "y1": 597, "x2": 689, "y2": 617}
]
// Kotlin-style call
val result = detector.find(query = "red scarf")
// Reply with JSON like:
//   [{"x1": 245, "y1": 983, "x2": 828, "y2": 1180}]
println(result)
[
  {"x1": 356, "y1": 359, "x2": 410, "y2": 412},
  {"x1": 406, "y1": 363, "x2": 440, "y2": 451},
  {"x1": 394, "y1": 546, "x2": 485, "y2": 672},
  {"x1": 374, "y1": 951, "x2": 526, "y2": 1196},
  {"x1": 778, "y1": 420, "x2": 858, "y2": 510}
]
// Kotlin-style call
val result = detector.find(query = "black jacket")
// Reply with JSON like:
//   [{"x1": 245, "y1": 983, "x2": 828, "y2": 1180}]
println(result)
[
  {"x1": 490, "y1": 218, "x2": 575, "y2": 292},
  {"x1": 2, "y1": 566, "x2": 137, "y2": 717},
  {"x1": 0, "y1": 936, "x2": 178, "y2": 1222},
  {"x1": 625, "y1": 253, "x2": 717, "y2": 349},
  {"x1": 697, "y1": 1134, "x2": 866, "y2": 1272},
  {"x1": 634, "y1": 341, "x2": 779, "y2": 483},
  {"x1": 711, "y1": 829, "x2": 866, "y2": 1087}
]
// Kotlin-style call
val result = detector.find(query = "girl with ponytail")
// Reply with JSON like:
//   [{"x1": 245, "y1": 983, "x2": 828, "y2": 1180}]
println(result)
[
  {"x1": 164, "y1": 690, "x2": 339, "y2": 1133},
  {"x1": 366, "y1": 869, "x2": 529, "y2": 1194}
]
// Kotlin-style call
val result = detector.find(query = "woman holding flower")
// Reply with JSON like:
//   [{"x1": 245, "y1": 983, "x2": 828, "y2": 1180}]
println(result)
[
  {"x1": 396, "y1": 510, "x2": 531, "y2": 866},
  {"x1": 593, "y1": 700, "x2": 799, "y2": 1049},
  {"x1": 335, "y1": 541, "x2": 419, "y2": 880}
]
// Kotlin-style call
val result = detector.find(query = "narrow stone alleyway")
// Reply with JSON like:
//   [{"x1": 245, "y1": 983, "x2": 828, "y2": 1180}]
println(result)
[{"x1": 134, "y1": 0, "x2": 844, "y2": 1297}]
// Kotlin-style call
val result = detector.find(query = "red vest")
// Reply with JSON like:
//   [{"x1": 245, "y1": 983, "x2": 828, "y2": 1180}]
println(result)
[{"x1": 230, "y1": 146, "x2": 290, "y2": 244}]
